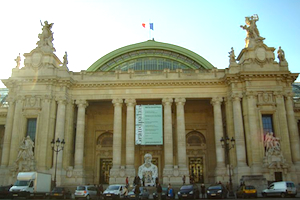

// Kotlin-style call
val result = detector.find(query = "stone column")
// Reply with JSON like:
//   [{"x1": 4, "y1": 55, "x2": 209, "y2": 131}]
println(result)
[
  {"x1": 275, "y1": 93, "x2": 292, "y2": 163},
  {"x1": 38, "y1": 96, "x2": 52, "y2": 170},
  {"x1": 285, "y1": 93, "x2": 300, "y2": 163},
  {"x1": 112, "y1": 99, "x2": 123, "y2": 168},
  {"x1": 246, "y1": 92, "x2": 262, "y2": 169},
  {"x1": 125, "y1": 98, "x2": 136, "y2": 173},
  {"x1": 175, "y1": 97, "x2": 187, "y2": 169},
  {"x1": 9, "y1": 96, "x2": 24, "y2": 166},
  {"x1": 210, "y1": 97, "x2": 226, "y2": 175},
  {"x1": 232, "y1": 93, "x2": 247, "y2": 167},
  {"x1": 74, "y1": 100, "x2": 88, "y2": 169},
  {"x1": 1, "y1": 98, "x2": 15, "y2": 167},
  {"x1": 53, "y1": 97, "x2": 66, "y2": 169},
  {"x1": 63, "y1": 99, "x2": 75, "y2": 169},
  {"x1": 163, "y1": 97, "x2": 174, "y2": 169}
]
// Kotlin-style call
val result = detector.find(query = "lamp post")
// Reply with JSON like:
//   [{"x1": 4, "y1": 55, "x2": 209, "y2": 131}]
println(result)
[
  {"x1": 220, "y1": 136, "x2": 235, "y2": 197},
  {"x1": 51, "y1": 138, "x2": 65, "y2": 187}
]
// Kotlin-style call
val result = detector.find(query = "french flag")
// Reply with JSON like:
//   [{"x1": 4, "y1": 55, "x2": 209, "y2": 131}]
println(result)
[{"x1": 142, "y1": 23, "x2": 154, "y2": 30}]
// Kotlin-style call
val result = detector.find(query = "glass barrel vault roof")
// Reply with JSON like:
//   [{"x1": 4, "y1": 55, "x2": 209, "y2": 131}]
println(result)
[{"x1": 87, "y1": 40, "x2": 215, "y2": 72}]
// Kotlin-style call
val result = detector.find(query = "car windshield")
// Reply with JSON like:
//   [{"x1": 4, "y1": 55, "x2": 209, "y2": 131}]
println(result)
[
  {"x1": 245, "y1": 186, "x2": 255, "y2": 189},
  {"x1": 77, "y1": 186, "x2": 86, "y2": 190},
  {"x1": 107, "y1": 185, "x2": 120, "y2": 190},
  {"x1": 208, "y1": 186, "x2": 222, "y2": 190},
  {"x1": 14, "y1": 180, "x2": 30, "y2": 186},
  {"x1": 181, "y1": 185, "x2": 192, "y2": 190}
]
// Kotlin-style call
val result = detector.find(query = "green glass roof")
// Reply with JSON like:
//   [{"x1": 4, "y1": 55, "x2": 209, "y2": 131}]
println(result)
[{"x1": 87, "y1": 40, "x2": 214, "y2": 72}]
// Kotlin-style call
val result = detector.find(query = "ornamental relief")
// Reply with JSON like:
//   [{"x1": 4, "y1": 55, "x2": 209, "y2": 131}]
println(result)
[
  {"x1": 24, "y1": 96, "x2": 41, "y2": 109},
  {"x1": 257, "y1": 92, "x2": 275, "y2": 105}
]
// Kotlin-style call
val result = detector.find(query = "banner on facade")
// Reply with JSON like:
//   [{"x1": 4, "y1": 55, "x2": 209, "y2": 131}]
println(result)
[{"x1": 135, "y1": 105, "x2": 163, "y2": 145}]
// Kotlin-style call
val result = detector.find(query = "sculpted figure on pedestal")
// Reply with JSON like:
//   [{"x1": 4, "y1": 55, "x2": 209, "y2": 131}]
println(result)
[
  {"x1": 15, "y1": 53, "x2": 21, "y2": 69},
  {"x1": 12, "y1": 136, "x2": 35, "y2": 172},
  {"x1": 240, "y1": 14, "x2": 264, "y2": 47},
  {"x1": 138, "y1": 153, "x2": 158, "y2": 186},
  {"x1": 228, "y1": 47, "x2": 236, "y2": 63},
  {"x1": 36, "y1": 20, "x2": 55, "y2": 52},
  {"x1": 277, "y1": 46, "x2": 285, "y2": 62}
]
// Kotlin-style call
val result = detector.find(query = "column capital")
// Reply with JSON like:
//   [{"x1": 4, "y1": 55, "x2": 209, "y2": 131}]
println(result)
[
  {"x1": 244, "y1": 91, "x2": 257, "y2": 99},
  {"x1": 55, "y1": 96, "x2": 67, "y2": 104},
  {"x1": 112, "y1": 98, "x2": 123, "y2": 107},
  {"x1": 125, "y1": 98, "x2": 136, "y2": 107},
  {"x1": 210, "y1": 97, "x2": 223, "y2": 105},
  {"x1": 75, "y1": 99, "x2": 88, "y2": 108},
  {"x1": 231, "y1": 93, "x2": 242, "y2": 102},
  {"x1": 162, "y1": 97, "x2": 173, "y2": 106},
  {"x1": 273, "y1": 91, "x2": 283, "y2": 98},
  {"x1": 175, "y1": 97, "x2": 186, "y2": 105},
  {"x1": 285, "y1": 92, "x2": 294, "y2": 100}
]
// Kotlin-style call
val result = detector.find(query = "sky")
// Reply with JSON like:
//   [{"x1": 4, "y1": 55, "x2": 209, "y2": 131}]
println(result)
[{"x1": 0, "y1": 0, "x2": 299, "y2": 88}]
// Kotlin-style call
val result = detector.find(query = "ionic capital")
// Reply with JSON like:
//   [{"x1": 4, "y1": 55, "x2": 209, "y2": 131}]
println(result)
[
  {"x1": 210, "y1": 97, "x2": 223, "y2": 106},
  {"x1": 75, "y1": 99, "x2": 88, "y2": 108},
  {"x1": 175, "y1": 97, "x2": 186, "y2": 106},
  {"x1": 112, "y1": 98, "x2": 123, "y2": 107},
  {"x1": 162, "y1": 97, "x2": 173, "y2": 106},
  {"x1": 125, "y1": 98, "x2": 136, "y2": 107}
]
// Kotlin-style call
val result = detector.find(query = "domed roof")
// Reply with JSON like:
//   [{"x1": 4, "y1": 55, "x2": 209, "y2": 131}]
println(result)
[{"x1": 87, "y1": 40, "x2": 214, "y2": 72}]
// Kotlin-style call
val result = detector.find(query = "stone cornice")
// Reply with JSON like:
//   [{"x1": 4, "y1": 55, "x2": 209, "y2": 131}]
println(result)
[
  {"x1": 72, "y1": 80, "x2": 225, "y2": 88},
  {"x1": 225, "y1": 72, "x2": 299, "y2": 83}
]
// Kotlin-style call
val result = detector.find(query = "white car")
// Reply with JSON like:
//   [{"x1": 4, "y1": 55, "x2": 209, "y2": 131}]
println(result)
[
  {"x1": 103, "y1": 184, "x2": 126, "y2": 200},
  {"x1": 261, "y1": 181, "x2": 297, "y2": 198},
  {"x1": 74, "y1": 185, "x2": 98, "y2": 200}
]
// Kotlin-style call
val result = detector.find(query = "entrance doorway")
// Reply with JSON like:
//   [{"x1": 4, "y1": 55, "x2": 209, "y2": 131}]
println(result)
[
  {"x1": 100, "y1": 158, "x2": 112, "y2": 184},
  {"x1": 275, "y1": 172, "x2": 283, "y2": 182},
  {"x1": 189, "y1": 157, "x2": 204, "y2": 183}
]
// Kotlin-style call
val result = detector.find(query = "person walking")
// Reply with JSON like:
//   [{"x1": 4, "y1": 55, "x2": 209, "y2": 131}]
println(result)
[
  {"x1": 201, "y1": 184, "x2": 206, "y2": 198},
  {"x1": 134, "y1": 184, "x2": 140, "y2": 200},
  {"x1": 126, "y1": 177, "x2": 129, "y2": 188},
  {"x1": 157, "y1": 183, "x2": 162, "y2": 200}
]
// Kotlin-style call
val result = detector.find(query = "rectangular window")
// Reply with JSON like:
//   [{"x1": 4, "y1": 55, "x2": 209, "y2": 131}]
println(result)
[
  {"x1": 262, "y1": 115, "x2": 274, "y2": 135},
  {"x1": 27, "y1": 118, "x2": 37, "y2": 142}
]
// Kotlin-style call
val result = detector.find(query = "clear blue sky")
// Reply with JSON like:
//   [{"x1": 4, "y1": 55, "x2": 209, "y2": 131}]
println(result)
[{"x1": 0, "y1": 0, "x2": 299, "y2": 88}]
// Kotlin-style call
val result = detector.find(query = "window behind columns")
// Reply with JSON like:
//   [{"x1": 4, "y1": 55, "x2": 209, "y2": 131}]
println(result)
[
  {"x1": 262, "y1": 115, "x2": 274, "y2": 135},
  {"x1": 26, "y1": 118, "x2": 37, "y2": 142}
]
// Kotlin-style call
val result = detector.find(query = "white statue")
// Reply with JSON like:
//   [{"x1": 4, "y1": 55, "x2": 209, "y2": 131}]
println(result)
[
  {"x1": 36, "y1": 20, "x2": 55, "y2": 52},
  {"x1": 15, "y1": 53, "x2": 21, "y2": 69},
  {"x1": 277, "y1": 46, "x2": 285, "y2": 62},
  {"x1": 228, "y1": 47, "x2": 236, "y2": 63},
  {"x1": 138, "y1": 153, "x2": 158, "y2": 186},
  {"x1": 240, "y1": 14, "x2": 264, "y2": 47},
  {"x1": 13, "y1": 136, "x2": 35, "y2": 172}
]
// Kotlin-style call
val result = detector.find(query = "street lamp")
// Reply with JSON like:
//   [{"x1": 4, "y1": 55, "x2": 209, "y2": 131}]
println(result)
[
  {"x1": 220, "y1": 136, "x2": 235, "y2": 197},
  {"x1": 51, "y1": 138, "x2": 65, "y2": 187}
]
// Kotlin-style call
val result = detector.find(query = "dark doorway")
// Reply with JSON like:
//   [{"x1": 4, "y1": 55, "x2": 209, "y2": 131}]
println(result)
[
  {"x1": 100, "y1": 158, "x2": 112, "y2": 184},
  {"x1": 189, "y1": 157, "x2": 204, "y2": 183},
  {"x1": 275, "y1": 172, "x2": 283, "y2": 182}
]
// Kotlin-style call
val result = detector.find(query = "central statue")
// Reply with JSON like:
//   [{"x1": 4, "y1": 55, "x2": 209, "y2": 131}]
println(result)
[{"x1": 138, "y1": 153, "x2": 158, "y2": 186}]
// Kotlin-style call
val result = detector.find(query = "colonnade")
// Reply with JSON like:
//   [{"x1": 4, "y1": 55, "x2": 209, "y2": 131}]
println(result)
[{"x1": 1, "y1": 92, "x2": 300, "y2": 185}]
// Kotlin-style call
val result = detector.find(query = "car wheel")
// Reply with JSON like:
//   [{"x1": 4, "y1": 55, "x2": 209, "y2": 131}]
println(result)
[
  {"x1": 280, "y1": 193, "x2": 286, "y2": 198},
  {"x1": 262, "y1": 193, "x2": 267, "y2": 198}
]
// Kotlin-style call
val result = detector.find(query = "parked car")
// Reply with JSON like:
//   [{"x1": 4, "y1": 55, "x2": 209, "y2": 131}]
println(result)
[
  {"x1": 128, "y1": 187, "x2": 149, "y2": 200},
  {"x1": 236, "y1": 185, "x2": 257, "y2": 198},
  {"x1": 0, "y1": 185, "x2": 12, "y2": 199},
  {"x1": 206, "y1": 184, "x2": 228, "y2": 199},
  {"x1": 74, "y1": 185, "x2": 98, "y2": 200},
  {"x1": 49, "y1": 187, "x2": 72, "y2": 199},
  {"x1": 178, "y1": 184, "x2": 199, "y2": 200},
  {"x1": 103, "y1": 184, "x2": 126, "y2": 200},
  {"x1": 261, "y1": 181, "x2": 297, "y2": 198},
  {"x1": 153, "y1": 187, "x2": 175, "y2": 200}
]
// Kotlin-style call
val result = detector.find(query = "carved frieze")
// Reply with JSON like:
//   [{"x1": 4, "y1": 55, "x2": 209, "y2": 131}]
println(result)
[{"x1": 24, "y1": 95, "x2": 41, "y2": 110}]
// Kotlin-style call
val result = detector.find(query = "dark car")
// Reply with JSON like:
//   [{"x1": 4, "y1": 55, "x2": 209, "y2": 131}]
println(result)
[
  {"x1": 0, "y1": 185, "x2": 12, "y2": 199},
  {"x1": 236, "y1": 185, "x2": 257, "y2": 198},
  {"x1": 153, "y1": 187, "x2": 175, "y2": 200},
  {"x1": 178, "y1": 185, "x2": 199, "y2": 200},
  {"x1": 128, "y1": 187, "x2": 149, "y2": 200},
  {"x1": 206, "y1": 185, "x2": 228, "y2": 199},
  {"x1": 49, "y1": 187, "x2": 72, "y2": 199}
]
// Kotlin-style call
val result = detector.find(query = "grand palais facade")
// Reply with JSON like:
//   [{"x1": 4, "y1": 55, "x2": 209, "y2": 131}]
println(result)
[{"x1": 0, "y1": 16, "x2": 300, "y2": 188}]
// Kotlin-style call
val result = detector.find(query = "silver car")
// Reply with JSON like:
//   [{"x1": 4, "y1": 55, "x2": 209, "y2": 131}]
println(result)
[
  {"x1": 74, "y1": 185, "x2": 99, "y2": 200},
  {"x1": 261, "y1": 181, "x2": 297, "y2": 198}
]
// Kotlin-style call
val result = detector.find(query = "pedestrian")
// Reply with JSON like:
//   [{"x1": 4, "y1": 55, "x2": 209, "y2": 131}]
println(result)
[
  {"x1": 157, "y1": 183, "x2": 162, "y2": 200},
  {"x1": 126, "y1": 177, "x2": 129, "y2": 188},
  {"x1": 168, "y1": 183, "x2": 173, "y2": 198},
  {"x1": 134, "y1": 184, "x2": 140, "y2": 200},
  {"x1": 201, "y1": 184, "x2": 206, "y2": 198},
  {"x1": 124, "y1": 186, "x2": 129, "y2": 199},
  {"x1": 182, "y1": 175, "x2": 186, "y2": 185}
]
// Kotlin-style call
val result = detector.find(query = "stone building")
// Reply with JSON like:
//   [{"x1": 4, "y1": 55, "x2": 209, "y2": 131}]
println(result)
[{"x1": 0, "y1": 15, "x2": 300, "y2": 187}]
